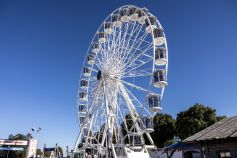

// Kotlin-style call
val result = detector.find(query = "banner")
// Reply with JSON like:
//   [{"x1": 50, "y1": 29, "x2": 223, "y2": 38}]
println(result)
[
  {"x1": 0, "y1": 147, "x2": 24, "y2": 151},
  {"x1": 0, "y1": 139, "x2": 28, "y2": 146},
  {"x1": 44, "y1": 148, "x2": 55, "y2": 152}
]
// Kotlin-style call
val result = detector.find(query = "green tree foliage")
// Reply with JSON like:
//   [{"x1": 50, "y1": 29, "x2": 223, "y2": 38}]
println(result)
[
  {"x1": 58, "y1": 146, "x2": 63, "y2": 156},
  {"x1": 8, "y1": 133, "x2": 32, "y2": 140},
  {"x1": 216, "y1": 115, "x2": 226, "y2": 121},
  {"x1": 37, "y1": 149, "x2": 42, "y2": 156},
  {"x1": 150, "y1": 113, "x2": 175, "y2": 148},
  {"x1": 175, "y1": 103, "x2": 218, "y2": 140},
  {"x1": 43, "y1": 151, "x2": 51, "y2": 158}
]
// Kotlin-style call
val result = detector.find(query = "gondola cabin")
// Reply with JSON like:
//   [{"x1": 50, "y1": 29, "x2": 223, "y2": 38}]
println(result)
[
  {"x1": 87, "y1": 54, "x2": 95, "y2": 65},
  {"x1": 83, "y1": 67, "x2": 91, "y2": 76},
  {"x1": 137, "y1": 9, "x2": 147, "y2": 24},
  {"x1": 129, "y1": 7, "x2": 138, "y2": 21},
  {"x1": 155, "y1": 47, "x2": 167, "y2": 65},
  {"x1": 112, "y1": 14, "x2": 121, "y2": 27},
  {"x1": 79, "y1": 104, "x2": 87, "y2": 116},
  {"x1": 120, "y1": 8, "x2": 129, "y2": 22},
  {"x1": 141, "y1": 116, "x2": 154, "y2": 133},
  {"x1": 80, "y1": 80, "x2": 88, "y2": 88},
  {"x1": 79, "y1": 92, "x2": 87, "y2": 101},
  {"x1": 92, "y1": 43, "x2": 100, "y2": 53},
  {"x1": 153, "y1": 69, "x2": 168, "y2": 88},
  {"x1": 153, "y1": 28, "x2": 165, "y2": 46},
  {"x1": 145, "y1": 16, "x2": 157, "y2": 33},
  {"x1": 98, "y1": 32, "x2": 106, "y2": 44},
  {"x1": 104, "y1": 22, "x2": 113, "y2": 34},
  {"x1": 147, "y1": 93, "x2": 162, "y2": 112}
]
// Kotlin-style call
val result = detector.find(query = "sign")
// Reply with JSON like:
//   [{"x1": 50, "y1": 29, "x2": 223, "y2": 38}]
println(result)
[
  {"x1": 0, "y1": 139, "x2": 28, "y2": 146},
  {"x1": 44, "y1": 148, "x2": 55, "y2": 152},
  {"x1": 0, "y1": 147, "x2": 24, "y2": 151}
]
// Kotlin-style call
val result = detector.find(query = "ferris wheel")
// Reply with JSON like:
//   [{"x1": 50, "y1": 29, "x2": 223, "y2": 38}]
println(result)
[{"x1": 74, "y1": 5, "x2": 168, "y2": 158}]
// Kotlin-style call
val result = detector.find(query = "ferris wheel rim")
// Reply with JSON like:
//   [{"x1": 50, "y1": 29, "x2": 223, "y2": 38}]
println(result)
[{"x1": 75, "y1": 4, "x2": 168, "y2": 152}]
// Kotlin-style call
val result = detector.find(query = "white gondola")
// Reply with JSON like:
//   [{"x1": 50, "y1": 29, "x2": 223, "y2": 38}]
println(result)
[
  {"x1": 155, "y1": 47, "x2": 167, "y2": 65},
  {"x1": 147, "y1": 93, "x2": 162, "y2": 112},
  {"x1": 120, "y1": 8, "x2": 129, "y2": 22},
  {"x1": 112, "y1": 14, "x2": 121, "y2": 27},
  {"x1": 129, "y1": 7, "x2": 138, "y2": 21},
  {"x1": 137, "y1": 9, "x2": 147, "y2": 24},
  {"x1": 83, "y1": 67, "x2": 91, "y2": 76},
  {"x1": 153, "y1": 69, "x2": 168, "y2": 88},
  {"x1": 98, "y1": 32, "x2": 106, "y2": 44},
  {"x1": 79, "y1": 104, "x2": 87, "y2": 116},
  {"x1": 79, "y1": 92, "x2": 87, "y2": 101},
  {"x1": 87, "y1": 54, "x2": 95, "y2": 65},
  {"x1": 141, "y1": 116, "x2": 154, "y2": 133},
  {"x1": 153, "y1": 28, "x2": 165, "y2": 46},
  {"x1": 104, "y1": 22, "x2": 113, "y2": 34},
  {"x1": 145, "y1": 16, "x2": 157, "y2": 33},
  {"x1": 92, "y1": 42, "x2": 100, "y2": 53},
  {"x1": 80, "y1": 80, "x2": 88, "y2": 88}
]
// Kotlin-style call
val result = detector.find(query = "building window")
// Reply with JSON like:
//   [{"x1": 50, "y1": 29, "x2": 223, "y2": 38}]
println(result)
[{"x1": 219, "y1": 151, "x2": 231, "y2": 158}]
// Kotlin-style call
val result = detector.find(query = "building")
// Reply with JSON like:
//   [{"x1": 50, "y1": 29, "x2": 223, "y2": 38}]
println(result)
[{"x1": 184, "y1": 116, "x2": 237, "y2": 158}]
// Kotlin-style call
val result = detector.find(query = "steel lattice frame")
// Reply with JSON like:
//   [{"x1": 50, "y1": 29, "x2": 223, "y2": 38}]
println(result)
[{"x1": 74, "y1": 5, "x2": 168, "y2": 156}]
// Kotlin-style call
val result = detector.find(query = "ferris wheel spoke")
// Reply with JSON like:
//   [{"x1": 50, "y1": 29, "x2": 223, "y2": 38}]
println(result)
[
  {"x1": 119, "y1": 22, "x2": 136, "y2": 53},
  {"x1": 123, "y1": 85, "x2": 152, "y2": 116},
  {"x1": 124, "y1": 43, "x2": 153, "y2": 70},
  {"x1": 128, "y1": 31, "x2": 149, "y2": 54},
  {"x1": 121, "y1": 80, "x2": 149, "y2": 93},
  {"x1": 122, "y1": 69, "x2": 152, "y2": 78},
  {"x1": 124, "y1": 58, "x2": 153, "y2": 76},
  {"x1": 118, "y1": 82, "x2": 143, "y2": 133},
  {"x1": 120, "y1": 26, "x2": 145, "y2": 63},
  {"x1": 119, "y1": 23, "x2": 131, "y2": 59},
  {"x1": 123, "y1": 22, "x2": 142, "y2": 54},
  {"x1": 117, "y1": 101, "x2": 130, "y2": 139},
  {"x1": 94, "y1": 107, "x2": 106, "y2": 143}
]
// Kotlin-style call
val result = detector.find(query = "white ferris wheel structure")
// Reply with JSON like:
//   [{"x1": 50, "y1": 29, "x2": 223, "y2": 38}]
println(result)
[{"x1": 74, "y1": 5, "x2": 168, "y2": 158}]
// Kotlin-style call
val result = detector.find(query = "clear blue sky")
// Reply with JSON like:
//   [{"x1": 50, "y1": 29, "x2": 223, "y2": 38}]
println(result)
[{"x1": 0, "y1": 0, "x2": 237, "y2": 152}]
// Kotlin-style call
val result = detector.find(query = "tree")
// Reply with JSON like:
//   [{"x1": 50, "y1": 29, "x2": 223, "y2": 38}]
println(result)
[
  {"x1": 175, "y1": 103, "x2": 217, "y2": 140},
  {"x1": 58, "y1": 146, "x2": 63, "y2": 156},
  {"x1": 216, "y1": 115, "x2": 226, "y2": 121},
  {"x1": 43, "y1": 151, "x2": 51, "y2": 158},
  {"x1": 150, "y1": 113, "x2": 175, "y2": 148},
  {"x1": 37, "y1": 149, "x2": 42, "y2": 157},
  {"x1": 8, "y1": 133, "x2": 32, "y2": 140}
]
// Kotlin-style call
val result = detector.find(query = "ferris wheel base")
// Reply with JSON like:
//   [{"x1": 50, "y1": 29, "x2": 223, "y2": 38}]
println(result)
[
  {"x1": 123, "y1": 147, "x2": 150, "y2": 158},
  {"x1": 73, "y1": 145, "x2": 158, "y2": 158}
]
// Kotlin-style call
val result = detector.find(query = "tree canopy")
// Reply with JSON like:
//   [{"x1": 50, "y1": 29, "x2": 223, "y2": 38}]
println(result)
[
  {"x1": 150, "y1": 113, "x2": 176, "y2": 148},
  {"x1": 175, "y1": 103, "x2": 220, "y2": 140}
]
